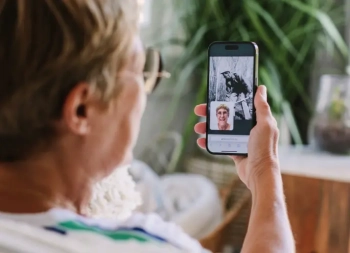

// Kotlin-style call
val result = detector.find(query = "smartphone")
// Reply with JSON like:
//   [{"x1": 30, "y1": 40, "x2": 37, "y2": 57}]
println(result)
[{"x1": 206, "y1": 41, "x2": 259, "y2": 155}]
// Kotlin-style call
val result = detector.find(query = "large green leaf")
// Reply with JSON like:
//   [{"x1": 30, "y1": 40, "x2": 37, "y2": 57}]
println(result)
[
  {"x1": 284, "y1": 0, "x2": 349, "y2": 58},
  {"x1": 243, "y1": 2, "x2": 275, "y2": 52},
  {"x1": 281, "y1": 102, "x2": 303, "y2": 145},
  {"x1": 171, "y1": 24, "x2": 209, "y2": 74},
  {"x1": 243, "y1": 1, "x2": 312, "y2": 109},
  {"x1": 261, "y1": 59, "x2": 303, "y2": 144},
  {"x1": 246, "y1": 0, "x2": 299, "y2": 59}
]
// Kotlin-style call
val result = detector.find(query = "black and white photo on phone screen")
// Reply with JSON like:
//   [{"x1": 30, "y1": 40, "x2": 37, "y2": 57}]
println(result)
[
  {"x1": 209, "y1": 56, "x2": 254, "y2": 130},
  {"x1": 209, "y1": 56, "x2": 254, "y2": 131}
]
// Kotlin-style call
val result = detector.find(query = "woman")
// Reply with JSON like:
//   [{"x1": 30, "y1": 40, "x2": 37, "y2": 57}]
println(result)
[
  {"x1": 216, "y1": 104, "x2": 232, "y2": 130},
  {"x1": 0, "y1": 1, "x2": 295, "y2": 252}
]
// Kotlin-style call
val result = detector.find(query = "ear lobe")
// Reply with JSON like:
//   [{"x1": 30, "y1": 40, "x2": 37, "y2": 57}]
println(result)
[{"x1": 77, "y1": 121, "x2": 91, "y2": 134}]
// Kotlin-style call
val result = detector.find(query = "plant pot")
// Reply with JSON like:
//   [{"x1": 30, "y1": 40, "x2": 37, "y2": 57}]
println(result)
[
  {"x1": 309, "y1": 75, "x2": 350, "y2": 154},
  {"x1": 313, "y1": 120, "x2": 350, "y2": 154}
]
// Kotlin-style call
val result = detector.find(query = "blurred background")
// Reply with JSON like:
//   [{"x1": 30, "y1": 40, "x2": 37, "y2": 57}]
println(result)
[{"x1": 132, "y1": 1, "x2": 350, "y2": 252}]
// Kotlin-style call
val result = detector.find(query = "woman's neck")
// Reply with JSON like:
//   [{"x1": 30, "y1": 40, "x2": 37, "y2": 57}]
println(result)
[
  {"x1": 218, "y1": 122, "x2": 228, "y2": 130},
  {"x1": 0, "y1": 154, "x2": 92, "y2": 214}
]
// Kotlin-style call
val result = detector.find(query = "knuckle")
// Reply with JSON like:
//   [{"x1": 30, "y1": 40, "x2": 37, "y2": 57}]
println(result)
[
  {"x1": 271, "y1": 123, "x2": 279, "y2": 135},
  {"x1": 260, "y1": 102, "x2": 270, "y2": 112},
  {"x1": 270, "y1": 120, "x2": 278, "y2": 130},
  {"x1": 260, "y1": 123, "x2": 271, "y2": 133},
  {"x1": 271, "y1": 115, "x2": 278, "y2": 125},
  {"x1": 266, "y1": 120, "x2": 274, "y2": 129},
  {"x1": 262, "y1": 119, "x2": 278, "y2": 134}
]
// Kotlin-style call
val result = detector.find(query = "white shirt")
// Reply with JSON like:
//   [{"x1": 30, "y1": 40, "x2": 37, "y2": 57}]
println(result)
[{"x1": 0, "y1": 208, "x2": 210, "y2": 253}]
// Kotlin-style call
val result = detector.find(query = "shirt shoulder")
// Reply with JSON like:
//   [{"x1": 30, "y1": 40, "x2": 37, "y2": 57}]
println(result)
[
  {"x1": 0, "y1": 209, "x2": 211, "y2": 252},
  {"x1": 49, "y1": 210, "x2": 210, "y2": 253},
  {"x1": 0, "y1": 217, "x2": 187, "y2": 253}
]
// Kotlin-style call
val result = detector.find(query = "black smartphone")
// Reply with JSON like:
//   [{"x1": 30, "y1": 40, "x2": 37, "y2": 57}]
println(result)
[{"x1": 206, "y1": 41, "x2": 259, "y2": 156}]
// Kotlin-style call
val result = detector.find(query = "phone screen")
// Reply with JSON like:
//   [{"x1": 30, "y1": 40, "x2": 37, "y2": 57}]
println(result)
[{"x1": 206, "y1": 42, "x2": 258, "y2": 155}]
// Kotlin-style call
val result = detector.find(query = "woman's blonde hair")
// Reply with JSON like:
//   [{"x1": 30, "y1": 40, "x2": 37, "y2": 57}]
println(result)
[
  {"x1": 0, "y1": 0, "x2": 139, "y2": 161},
  {"x1": 216, "y1": 104, "x2": 230, "y2": 114}
]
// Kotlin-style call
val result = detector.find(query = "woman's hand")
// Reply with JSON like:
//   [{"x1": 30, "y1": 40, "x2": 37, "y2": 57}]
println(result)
[{"x1": 194, "y1": 85, "x2": 280, "y2": 190}]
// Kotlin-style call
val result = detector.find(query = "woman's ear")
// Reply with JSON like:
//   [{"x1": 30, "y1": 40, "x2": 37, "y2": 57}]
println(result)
[
  {"x1": 62, "y1": 83, "x2": 92, "y2": 135},
  {"x1": 76, "y1": 104, "x2": 87, "y2": 117}
]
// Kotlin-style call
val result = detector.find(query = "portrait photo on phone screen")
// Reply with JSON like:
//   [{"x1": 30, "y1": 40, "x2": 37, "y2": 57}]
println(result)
[
  {"x1": 208, "y1": 56, "x2": 254, "y2": 135},
  {"x1": 210, "y1": 102, "x2": 234, "y2": 130}
]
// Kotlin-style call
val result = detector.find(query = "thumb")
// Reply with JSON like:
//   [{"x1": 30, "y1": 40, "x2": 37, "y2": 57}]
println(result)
[
  {"x1": 254, "y1": 85, "x2": 272, "y2": 121},
  {"x1": 256, "y1": 85, "x2": 267, "y2": 103}
]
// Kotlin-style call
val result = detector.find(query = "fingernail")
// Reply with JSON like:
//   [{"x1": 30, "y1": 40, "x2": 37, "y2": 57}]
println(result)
[{"x1": 260, "y1": 86, "x2": 267, "y2": 100}]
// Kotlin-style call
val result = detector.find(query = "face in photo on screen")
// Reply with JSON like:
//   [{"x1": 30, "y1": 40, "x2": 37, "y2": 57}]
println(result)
[
  {"x1": 210, "y1": 102, "x2": 234, "y2": 131},
  {"x1": 216, "y1": 104, "x2": 231, "y2": 130}
]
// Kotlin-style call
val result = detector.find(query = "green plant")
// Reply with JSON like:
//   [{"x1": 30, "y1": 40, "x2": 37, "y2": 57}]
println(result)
[
  {"x1": 161, "y1": 0, "x2": 348, "y2": 151},
  {"x1": 328, "y1": 87, "x2": 348, "y2": 121}
]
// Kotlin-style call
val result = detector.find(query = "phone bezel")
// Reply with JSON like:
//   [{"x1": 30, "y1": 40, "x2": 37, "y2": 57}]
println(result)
[{"x1": 205, "y1": 41, "x2": 259, "y2": 156}]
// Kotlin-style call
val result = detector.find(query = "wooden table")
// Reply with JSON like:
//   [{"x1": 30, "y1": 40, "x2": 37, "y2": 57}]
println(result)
[{"x1": 279, "y1": 146, "x2": 350, "y2": 253}]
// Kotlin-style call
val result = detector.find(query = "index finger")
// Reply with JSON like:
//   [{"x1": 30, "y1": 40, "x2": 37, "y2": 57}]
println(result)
[{"x1": 194, "y1": 104, "x2": 207, "y2": 117}]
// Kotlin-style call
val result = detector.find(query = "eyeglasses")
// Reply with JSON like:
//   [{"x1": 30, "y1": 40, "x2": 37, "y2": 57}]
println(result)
[{"x1": 143, "y1": 47, "x2": 171, "y2": 94}]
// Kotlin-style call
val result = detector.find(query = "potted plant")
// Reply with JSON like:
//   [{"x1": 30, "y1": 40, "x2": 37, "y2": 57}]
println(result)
[{"x1": 312, "y1": 75, "x2": 350, "y2": 154}]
